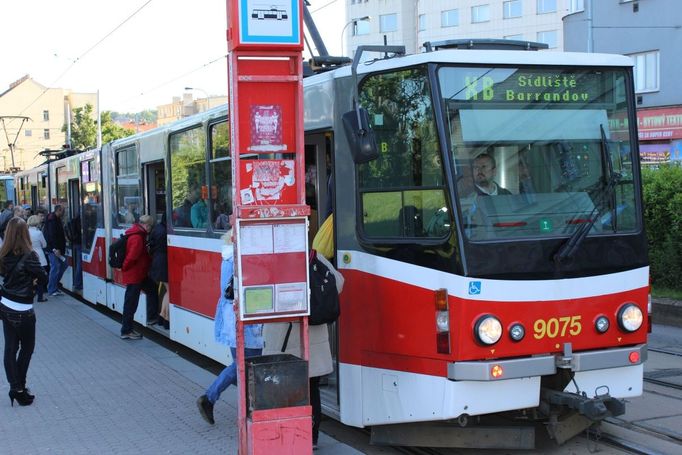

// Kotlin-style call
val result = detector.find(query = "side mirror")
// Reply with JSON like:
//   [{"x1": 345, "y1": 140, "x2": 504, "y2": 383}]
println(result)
[{"x1": 342, "y1": 108, "x2": 379, "y2": 164}]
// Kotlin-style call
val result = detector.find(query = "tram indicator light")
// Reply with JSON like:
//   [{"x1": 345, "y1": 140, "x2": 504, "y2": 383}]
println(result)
[
  {"x1": 491, "y1": 365, "x2": 504, "y2": 379},
  {"x1": 435, "y1": 288, "x2": 448, "y2": 311},
  {"x1": 628, "y1": 351, "x2": 640, "y2": 364}
]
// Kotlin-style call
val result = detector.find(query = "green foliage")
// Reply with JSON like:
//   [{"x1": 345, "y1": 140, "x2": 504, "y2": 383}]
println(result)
[
  {"x1": 642, "y1": 164, "x2": 682, "y2": 290},
  {"x1": 63, "y1": 104, "x2": 135, "y2": 150},
  {"x1": 65, "y1": 104, "x2": 97, "y2": 149}
]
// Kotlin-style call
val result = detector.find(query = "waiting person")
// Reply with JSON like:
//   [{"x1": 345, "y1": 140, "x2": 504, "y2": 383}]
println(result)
[
  {"x1": 472, "y1": 153, "x2": 512, "y2": 196},
  {"x1": 0, "y1": 217, "x2": 48, "y2": 407},
  {"x1": 44, "y1": 205, "x2": 67, "y2": 296},
  {"x1": 149, "y1": 213, "x2": 169, "y2": 329},
  {"x1": 27, "y1": 215, "x2": 48, "y2": 302},
  {"x1": 197, "y1": 230, "x2": 263, "y2": 425},
  {"x1": 0, "y1": 200, "x2": 14, "y2": 239},
  {"x1": 120, "y1": 214, "x2": 158, "y2": 340},
  {"x1": 262, "y1": 251, "x2": 344, "y2": 449}
]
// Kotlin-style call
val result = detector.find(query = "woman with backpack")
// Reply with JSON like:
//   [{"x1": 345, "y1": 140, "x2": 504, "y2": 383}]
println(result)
[{"x1": 0, "y1": 217, "x2": 48, "y2": 406}]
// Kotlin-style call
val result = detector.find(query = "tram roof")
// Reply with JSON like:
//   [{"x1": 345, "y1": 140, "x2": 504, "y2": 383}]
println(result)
[{"x1": 306, "y1": 49, "x2": 633, "y2": 84}]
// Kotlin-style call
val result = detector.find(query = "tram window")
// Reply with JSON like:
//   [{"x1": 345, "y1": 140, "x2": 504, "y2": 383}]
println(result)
[
  {"x1": 169, "y1": 126, "x2": 207, "y2": 229},
  {"x1": 80, "y1": 159, "x2": 102, "y2": 252},
  {"x1": 115, "y1": 146, "x2": 140, "y2": 226},
  {"x1": 38, "y1": 173, "x2": 48, "y2": 212},
  {"x1": 438, "y1": 66, "x2": 639, "y2": 240},
  {"x1": 209, "y1": 121, "x2": 231, "y2": 231},
  {"x1": 357, "y1": 66, "x2": 450, "y2": 239},
  {"x1": 56, "y1": 166, "x2": 68, "y2": 216}
]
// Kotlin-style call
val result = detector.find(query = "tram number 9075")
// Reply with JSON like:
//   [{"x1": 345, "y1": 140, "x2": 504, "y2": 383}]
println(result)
[{"x1": 533, "y1": 315, "x2": 582, "y2": 339}]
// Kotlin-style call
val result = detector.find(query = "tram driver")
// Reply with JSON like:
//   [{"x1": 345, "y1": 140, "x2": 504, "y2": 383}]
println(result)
[{"x1": 472, "y1": 153, "x2": 511, "y2": 196}]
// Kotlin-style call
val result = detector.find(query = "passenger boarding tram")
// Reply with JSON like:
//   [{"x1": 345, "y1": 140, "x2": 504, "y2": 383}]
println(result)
[{"x1": 16, "y1": 43, "x2": 649, "y2": 448}]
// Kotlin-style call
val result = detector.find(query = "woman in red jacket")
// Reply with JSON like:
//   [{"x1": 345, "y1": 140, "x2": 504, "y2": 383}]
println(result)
[{"x1": 120, "y1": 215, "x2": 158, "y2": 340}]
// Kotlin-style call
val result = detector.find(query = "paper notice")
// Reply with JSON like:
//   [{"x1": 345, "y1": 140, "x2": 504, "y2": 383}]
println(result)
[
  {"x1": 273, "y1": 222, "x2": 306, "y2": 253},
  {"x1": 276, "y1": 282, "x2": 307, "y2": 313},
  {"x1": 239, "y1": 224, "x2": 273, "y2": 255}
]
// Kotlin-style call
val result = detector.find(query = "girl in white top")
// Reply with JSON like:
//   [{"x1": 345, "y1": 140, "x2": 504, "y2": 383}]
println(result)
[{"x1": 27, "y1": 215, "x2": 48, "y2": 302}]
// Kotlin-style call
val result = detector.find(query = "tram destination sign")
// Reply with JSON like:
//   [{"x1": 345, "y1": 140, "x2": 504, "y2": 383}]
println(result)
[{"x1": 460, "y1": 71, "x2": 612, "y2": 105}]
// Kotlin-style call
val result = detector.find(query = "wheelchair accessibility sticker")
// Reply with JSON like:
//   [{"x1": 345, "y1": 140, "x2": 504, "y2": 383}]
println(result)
[{"x1": 468, "y1": 281, "x2": 482, "y2": 295}]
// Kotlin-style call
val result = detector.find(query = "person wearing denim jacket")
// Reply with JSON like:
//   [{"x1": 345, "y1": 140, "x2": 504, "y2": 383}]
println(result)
[{"x1": 197, "y1": 232, "x2": 263, "y2": 425}]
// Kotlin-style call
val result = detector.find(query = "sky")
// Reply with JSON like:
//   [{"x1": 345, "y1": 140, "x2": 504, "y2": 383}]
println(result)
[{"x1": 0, "y1": 0, "x2": 345, "y2": 113}]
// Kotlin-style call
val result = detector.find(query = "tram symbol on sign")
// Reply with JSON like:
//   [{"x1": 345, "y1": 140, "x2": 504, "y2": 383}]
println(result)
[{"x1": 468, "y1": 281, "x2": 482, "y2": 295}]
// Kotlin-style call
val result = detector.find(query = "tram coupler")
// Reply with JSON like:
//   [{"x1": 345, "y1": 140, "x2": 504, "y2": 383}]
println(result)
[{"x1": 541, "y1": 388, "x2": 625, "y2": 421}]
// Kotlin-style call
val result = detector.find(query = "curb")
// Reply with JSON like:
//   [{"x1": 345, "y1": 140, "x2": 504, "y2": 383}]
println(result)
[{"x1": 652, "y1": 298, "x2": 682, "y2": 328}]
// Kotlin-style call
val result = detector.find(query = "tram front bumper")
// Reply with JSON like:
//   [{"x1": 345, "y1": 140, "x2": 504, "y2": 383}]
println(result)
[{"x1": 447, "y1": 344, "x2": 647, "y2": 381}]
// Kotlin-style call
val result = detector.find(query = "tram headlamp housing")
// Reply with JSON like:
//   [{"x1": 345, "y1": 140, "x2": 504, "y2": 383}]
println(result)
[
  {"x1": 618, "y1": 303, "x2": 643, "y2": 332},
  {"x1": 474, "y1": 315, "x2": 502, "y2": 345},
  {"x1": 595, "y1": 315, "x2": 610, "y2": 333},
  {"x1": 509, "y1": 323, "x2": 525, "y2": 342}
]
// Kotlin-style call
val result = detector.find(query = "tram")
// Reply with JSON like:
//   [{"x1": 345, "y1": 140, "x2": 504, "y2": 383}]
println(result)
[{"x1": 15, "y1": 41, "x2": 648, "y2": 448}]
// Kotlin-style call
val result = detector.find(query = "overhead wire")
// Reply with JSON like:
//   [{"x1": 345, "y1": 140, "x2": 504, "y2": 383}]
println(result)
[{"x1": 16, "y1": 0, "x2": 154, "y2": 117}]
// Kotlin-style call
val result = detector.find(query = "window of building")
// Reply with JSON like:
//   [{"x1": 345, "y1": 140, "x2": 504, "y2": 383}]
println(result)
[
  {"x1": 43, "y1": 129, "x2": 50, "y2": 140},
  {"x1": 418, "y1": 14, "x2": 426, "y2": 31},
  {"x1": 24, "y1": 129, "x2": 32, "y2": 137},
  {"x1": 358, "y1": 66, "x2": 449, "y2": 240},
  {"x1": 536, "y1": 30, "x2": 558, "y2": 48},
  {"x1": 380, "y1": 13, "x2": 397, "y2": 33},
  {"x1": 43, "y1": 110, "x2": 49, "y2": 121},
  {"x1": 537, "y1": 0, "x2": 557, "y2": 14},
  {"x1": 441, "y1": 9, "x2": 459, "y2": 27},
  {"x1": 504, "y1": 33, "x2": 524, "y2": 40},
  {"x1": 503, "y1": 0, "x2": 523, "y2": 18},
  {"x1": 472, "y1": 4, "x2": 490, "y2": 23},
  {"x1": 630, "y1": 50, "x2": 660, "y2": 93},
  {"x1": 355, "y1": 20, "x2": 371, "y2": 35},
  {"x1": 115, "y1": 146, "x2": 140, "y2": 226},
  {"x1": 209, "y1": 121, "x2": 231, "y2": 231},
  {"x1": 568, "y1": 0, "x2": 585, "y2": 13},
  {"x1": 170, "y1": 126, "x2": 207, "y2": 229}
]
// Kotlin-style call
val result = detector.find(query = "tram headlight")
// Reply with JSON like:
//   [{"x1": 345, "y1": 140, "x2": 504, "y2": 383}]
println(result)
[
  {"x1": 509, "y1": 323, "x2": 525, "y2": 342},
  {"x1": 474, "y1": 315, "x2": 502, "y2": 345},
  {"x1": 595, "y1": 315, "x2": 610, "y2": 334},
  {"x1": 618, "y1": 303, "x2": 643, "y2": 332}
]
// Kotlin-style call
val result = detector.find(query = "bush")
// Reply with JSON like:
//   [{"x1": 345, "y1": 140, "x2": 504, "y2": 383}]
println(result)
[{"x1": 642, "y1": 164, "x2": 682, "y2": 290}]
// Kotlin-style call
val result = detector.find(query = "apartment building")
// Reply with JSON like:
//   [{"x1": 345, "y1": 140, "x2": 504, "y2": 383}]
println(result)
[
  {"x1": 564, "y1": 0, "x2": 682, "y2": 164},
  {"x1": 345, "y1": 0, "x2": 583, "y2": 56},
  {"x1": 157, "y1": 93, "x2": 228, "y2": 126},
  {"x1": 0, "y1": 75, "x2": 96, "y2": 171}
]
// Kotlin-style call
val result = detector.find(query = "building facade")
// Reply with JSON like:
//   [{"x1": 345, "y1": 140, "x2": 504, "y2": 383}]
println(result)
[
  {"x1": 345, "y1": 0, "x2": 580, "y2": 56},
  {"x1": 157, "y1": 93, "x2": 228, "y2": 126},
  {"x1": 0, "y1": 75, "x2": 96, "y2": 171},
  {"x1": 564, "y1": 0, "x2": 682, "y2": 164}
]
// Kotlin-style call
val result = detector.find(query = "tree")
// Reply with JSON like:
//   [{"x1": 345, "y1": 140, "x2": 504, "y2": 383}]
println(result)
[{"x1": 63, "y1": 104, "x2": 134, "y2": 150}]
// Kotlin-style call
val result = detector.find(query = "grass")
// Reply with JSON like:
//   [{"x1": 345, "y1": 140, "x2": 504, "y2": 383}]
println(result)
[{"x1": 651, "y1": 286, "x2": 682, "y2": 300}]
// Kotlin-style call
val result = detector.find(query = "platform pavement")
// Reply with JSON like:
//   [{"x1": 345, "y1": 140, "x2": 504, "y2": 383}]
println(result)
[{"x1": 0, "y1": 293, "x2": 362, "y2": 455}]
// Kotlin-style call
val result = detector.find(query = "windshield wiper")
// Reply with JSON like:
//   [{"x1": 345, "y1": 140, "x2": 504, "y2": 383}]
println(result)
[{"x1": 553, "y1": 126, "x2": 621, "y2": 264}]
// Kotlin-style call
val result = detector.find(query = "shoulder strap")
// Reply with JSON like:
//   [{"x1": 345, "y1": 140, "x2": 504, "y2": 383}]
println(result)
[{"x1": 280, "y1": 322, "x2": 293, "y2": 353}]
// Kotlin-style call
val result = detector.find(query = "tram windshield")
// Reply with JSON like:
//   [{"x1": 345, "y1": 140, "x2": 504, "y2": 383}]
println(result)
[{"x1": 438, "y1": 66, "x2": 637, "y2": 241}]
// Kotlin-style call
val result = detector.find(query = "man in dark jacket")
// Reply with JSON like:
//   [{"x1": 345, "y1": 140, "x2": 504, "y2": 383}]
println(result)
[
  {"x1": 0, "y1": 200, "x2": 15, "y2": 239},
  {"x1": 44, "y1": 205, "x2": 67, "y2": 296},
  {"x1": 119, "y1": 215, "x2": 158, "y2": 340}
]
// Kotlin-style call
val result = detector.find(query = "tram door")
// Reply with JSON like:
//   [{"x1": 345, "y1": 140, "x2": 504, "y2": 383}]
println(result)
[
  {"x1": 304, "y1": 132, "x2": 340, "y2": 414},
  {"x1": 68, "y1": 179, "x2": 81, "y2": 223},
  {"x1": 30, "y1": 185, "x2": 38, "y2": 210},
  {"x1": 144, "y1": 161, "x2": 166, "y2": 223}
]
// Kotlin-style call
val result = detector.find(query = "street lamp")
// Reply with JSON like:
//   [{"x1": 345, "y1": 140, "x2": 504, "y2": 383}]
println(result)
[
  {"x1": 340, "y1": 16, "x2": 371, "y2": 57},
  {"x1": 185, "y1": 86, "x2": 211, "y2": 109}
]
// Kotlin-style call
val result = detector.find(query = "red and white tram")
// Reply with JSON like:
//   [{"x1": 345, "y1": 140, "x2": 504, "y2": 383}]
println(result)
[{"x1": 16, "y1": 41, "x2": 648, "y2": 448}]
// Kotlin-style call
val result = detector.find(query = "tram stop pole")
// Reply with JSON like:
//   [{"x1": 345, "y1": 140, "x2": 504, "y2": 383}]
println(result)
[{"x1": 226, "y1": 1, "x2": 313, "y2": 453}]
